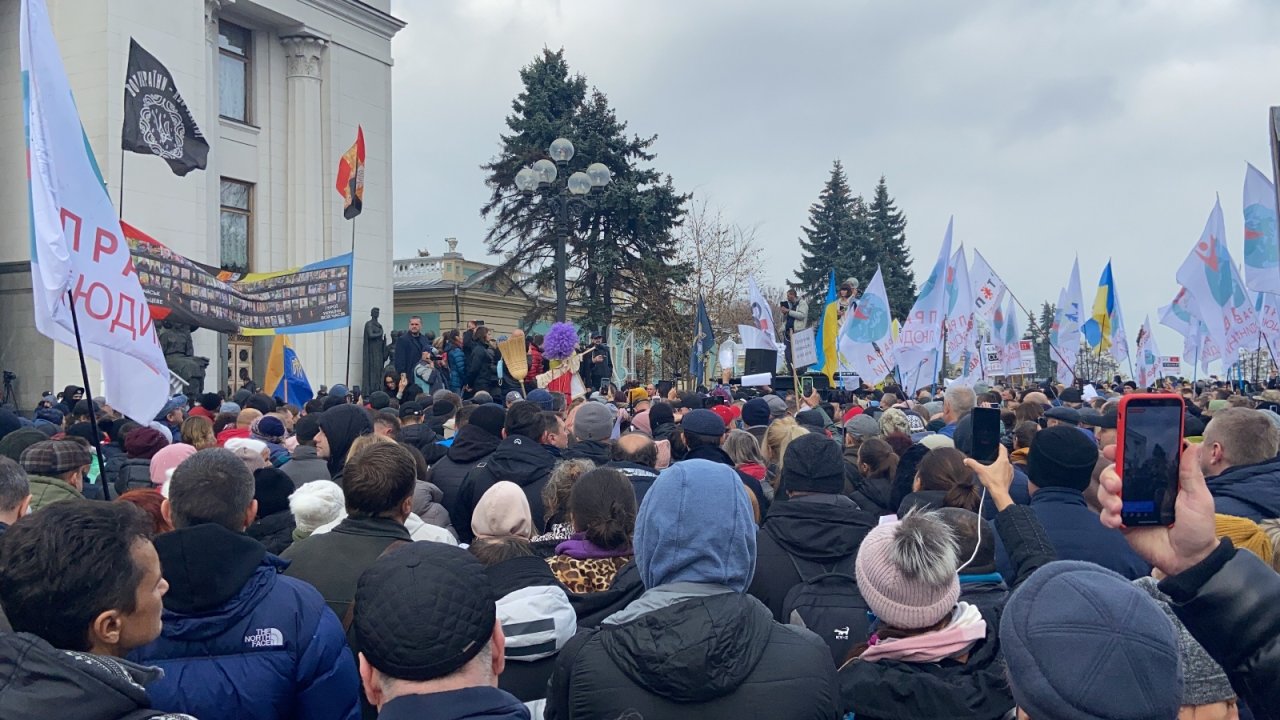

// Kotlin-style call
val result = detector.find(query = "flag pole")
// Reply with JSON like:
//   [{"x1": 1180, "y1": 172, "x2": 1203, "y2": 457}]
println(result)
[
  {"x1": 117, "y1": 147, "x2": 126, "y2": 218},
  {"x1": 65, "y1": 291, "x2": 108, "y2": 493},
  {"x1": 344, "y1": 217, "x2": 356, "y2": 387}
]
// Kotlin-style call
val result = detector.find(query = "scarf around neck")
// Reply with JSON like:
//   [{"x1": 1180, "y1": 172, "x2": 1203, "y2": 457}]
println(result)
[
  {"x1": 554, "y1": 531, "x2": 632, "y2": 560},
  {"x1": 858, "y1": 601, "x2": 987, "y2": 664}
]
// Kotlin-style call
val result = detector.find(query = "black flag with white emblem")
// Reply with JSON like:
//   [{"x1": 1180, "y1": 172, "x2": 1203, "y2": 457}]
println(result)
[{"x1": 122, "y1": 39, "x2": 209, "y2": 176}]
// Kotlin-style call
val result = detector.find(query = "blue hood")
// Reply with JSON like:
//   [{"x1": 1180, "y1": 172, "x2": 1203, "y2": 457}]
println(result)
[{"x1": 634, "y1": 459, "x2": 756, "y2": 592}]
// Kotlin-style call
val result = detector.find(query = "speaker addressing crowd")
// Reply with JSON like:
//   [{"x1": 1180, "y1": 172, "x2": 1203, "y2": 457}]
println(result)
[{"x1": 3, "y1": 356, "x2": 1280, "y2": 720}]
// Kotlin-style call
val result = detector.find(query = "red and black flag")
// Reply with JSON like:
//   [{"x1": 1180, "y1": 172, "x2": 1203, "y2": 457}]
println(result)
[
  {"x1": 335, "y1": 126, "x2": 365, "y2": 220},
  {"x1": 122, "y1": 38, "x2": 209, "y2": 176}
]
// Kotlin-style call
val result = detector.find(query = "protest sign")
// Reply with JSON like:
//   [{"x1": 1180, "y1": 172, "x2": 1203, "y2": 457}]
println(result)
[{"x1": 791, "y1": 327, "x2": 818, "y2": 367}]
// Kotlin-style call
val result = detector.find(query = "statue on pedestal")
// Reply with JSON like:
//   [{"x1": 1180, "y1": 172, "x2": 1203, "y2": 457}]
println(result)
[
  {"x1": 363, "y1": 307, "x2": 387, "y2": 393},
  {"x1": 159, "y1": 321, "x2": 209, "y2": 399}
]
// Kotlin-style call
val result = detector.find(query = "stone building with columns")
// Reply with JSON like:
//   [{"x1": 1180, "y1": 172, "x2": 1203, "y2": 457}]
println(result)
[{"x1": 0, "y1": 0, "x2": 403, "y2": 407}]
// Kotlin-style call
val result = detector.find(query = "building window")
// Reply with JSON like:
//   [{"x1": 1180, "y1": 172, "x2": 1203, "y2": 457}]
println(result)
[
  {"x1": 220, "y1": 179, "x2": 252, "y2": 273},
  {"x1": 218, "y1": 20, "x2": 251, "y2": 122}
]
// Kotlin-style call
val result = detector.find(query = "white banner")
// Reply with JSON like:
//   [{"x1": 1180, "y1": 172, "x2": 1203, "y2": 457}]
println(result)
[
  {"x1": 897, "y1": 218, "x2": 953, "y2": 362},
  {"x1": 837, "y1": 266, "x2": 897, "y2": 381},
  {"x1": 944, "y1": 244, "x2": 975, "y2": 357},
  {"x1": 1176, "y1": 197, "x2": 1260, "y2": 359},
  {"x1": 969, "y1": 249, "x2": 1007, "y2": 325},
  {"x1": 1019, "y1": 340, "x2": 1037, "y2": 375},
  {"x1": 1243, "y1": 163, "x2": 1280, "y2": 294},
  {"x1": 23, "y1": 0, "x2": 168, "y2": 423},
  {"x1": 790, "y1": 326, "x2": 818, "y2": 368},
  {"x1": 1136, "y1": 316, "x2": 1161, "y2": 388},
  {"x1": 982, "y1": 343, "x2": 1002, "y2": 375},
  {"x1": 1001, "y1": 292, "x2": 1022, "y2": 377},
  {"x1": 1159, "y1": 356, "x2": 1181, "y2": 374},
  {"x1": 747, "y1": 277, "x2": 777, "y2": 345}
]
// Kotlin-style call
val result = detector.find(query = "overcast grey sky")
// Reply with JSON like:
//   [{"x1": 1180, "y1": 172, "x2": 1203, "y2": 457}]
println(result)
[{"x1": 389, "y1": 0, "x2": 1280, "y2": 363}]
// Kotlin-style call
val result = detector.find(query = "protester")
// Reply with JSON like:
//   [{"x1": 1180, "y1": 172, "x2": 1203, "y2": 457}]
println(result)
[
  {"x1": 1199, "y1": 407, "x2": 1280, "y2": 521},
  {"x1": 761, "y1": 418, "x2": 807, "y2": 497},
  {"x1": 1097, "y1": 441, "x2": 1280, "y2": 716},
  {"x1": 0, "y1": 456, "x2": 31, "y2": 537},
  {"x1": 545, "y1": 459, "x2": 839, "y2": 719},
  {"x1": 131, "y1": 448, "x2": 359, "y2": 719},
  {"x1": 547, "y1": 467, "x2": 636, "y2": 593},
  {"x1": 180, "y1": 416, "x2": 217, "y2": 450},
  {"x1": 107, "y1": 426, "x2": 168, "y2": 496},
  {"x1": 316, "y1": 403, "x2": 374, "y2": 482},
  {"x1": 353, "y1": 542, "x2": 530, "y2": 720},
  {"x1": 853, "y1": 437, "x2": 899, "y2": 517},
  {"x1": 471, "y1": 480, "x2": 535, "y2": 544},
  {"x1": 838, "y1": 509, "x2": 1014, "y2": 719},
  {"x1": 531, "y1": 458, "x2": 596, "y2": 552},
  {"x1": 282, "y1": 412, "x2": 331, "y2": 487},
  {"x1": 246, "y1": 467, "x2": 297, "y2": 554},
  {"x1": 289, "y1": 479, "x2": 345, "y2": 543},
  {"x1": 749, "y1": 433, "x2": 875, "y2": 629},
  {"x1": 283, "y1": 441, "x2": 420, "y2": 622},
  {"x1": 116, "y1": 488, "x2": 174, "y2": 535},
  {"x1": 1133, "y1": 576, "x2": 1238, "y2": 718},
  {"x1": 681, "y1": 408, "x2": 769, "y2": 516},
  {"x1": 898, "y1": 446, "x2": 982, "y2": 515},
  {"x1": 996, "y1": 425, "x2": 1149, "y2": 581},
  {"x1": 741, "y1": 397, "x2": 772, "y2": 444},
  {"x1": 467, "y1": 325, "x2": 499, "y2": 397},
  {"x1": 601, "y1": 433, "x2": 658, "y2": 506},
  {"x1": 249, "y1": 414, "x2": 291, "y2": 466},
  {"x1": 428, "y1": 403, "x2": 505, "y2": 515},
  {"x1": 454, "y1": 401, "x2": 556, "y2": 542},
  {"x1": 724, "y1": 428, "x2": 768, "y2": 484},
  {"x1": 0, "y1": 501, "x2": 194, "y2": 719},
  {"x1": 938, "y1": 385, "x2": 976, "y2": 439},
  {"x1": 392, "y1": 315, "x2": 429, "y2": 381},
  {"x1": 20, "y1": 438, "x2": 92, "y2": 511},
  {"x1": 561, "y1": 401, "x2": 614, "y2": 464}
]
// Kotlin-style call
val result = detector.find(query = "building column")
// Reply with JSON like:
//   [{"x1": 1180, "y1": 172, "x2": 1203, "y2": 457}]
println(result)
[
  {"x1": 204, "y1": 0, "x2": 226, "y2": 393},
  {"x1": 282, "y1": 35, "x2": 329, "y2": 389}
]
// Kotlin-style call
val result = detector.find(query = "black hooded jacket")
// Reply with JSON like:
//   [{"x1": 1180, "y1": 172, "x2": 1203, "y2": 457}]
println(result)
[
  {"x1": 316, "y1": 404, "x2": 372, "y2": 480},
  {"x1": 428, "y1": 424, "x2": 502, "y2": 515},
  {"x1": 452, "y1": 434, "x2": 556, "y2": 542},
  {"x1": 748, "y1": 494, "x2": 877, "y2": 621},
  {"x1": 0, "y1": 632, "x2": 194, "y2": 720},
  {"x1": 562, "y1": 439, "x2": 611, "y2": 465},
  {"x1": 398, "y1": 422, "x2": 447, "y2": 465},
  {"x1": 837, "y1": 606, "x2": 1014, "y2": 720},
  {"x1": 546, "y1": 591, "x2": 839, "y2": 720}
]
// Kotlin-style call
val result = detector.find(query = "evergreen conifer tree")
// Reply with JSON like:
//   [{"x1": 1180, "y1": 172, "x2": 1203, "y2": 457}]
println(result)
[{"x1": 866, "y1": 176, "x2": 915, "y2": 320}]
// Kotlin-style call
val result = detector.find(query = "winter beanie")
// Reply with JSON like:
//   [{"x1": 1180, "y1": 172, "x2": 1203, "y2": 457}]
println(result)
[
  {"x1": 1002, "y1": 561, "x2": 1181, "y2": 720},
  {"x1": 1027, "y1": 425, "x2": 1098, "y2": 492},
  {"x1": 634, "y1": 459, "x2": 755, "y2": 592},
  {"x1": 471, "y1": 481, "x2": 533, "y2": 540},
  {"x1": 289, "y1": 480, "x2": 345, "y2": 535},
  {"x1": 1134, "y1": 577, "x2": 1234, "y2": 707},
  {"x1": 855, "y1": 510, "x2": 960, "y2": 629},
  {"x1": 467, "y1": 404, "x2": 506, "y2": 440},
  {"x1": 741, "y1": 398, "x2": 770, "y2": 427},
  {"x1": 149, "y1": 443, "x2": 197, "y2": 488},
  {"x1": 782, "y1": 432, "x2": 844, "y2": 494}
]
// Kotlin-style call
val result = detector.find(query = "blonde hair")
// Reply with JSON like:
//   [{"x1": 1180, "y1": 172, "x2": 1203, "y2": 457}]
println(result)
[
  {"x1": 180, "y1": 416, "x2": 217, "y2": 450},
  {"x1": 763, "y1": 419, "x2": 808, "y2": 492},
  {"x1": 344, "y1": 432, "x2": 394, "y2": 465}
]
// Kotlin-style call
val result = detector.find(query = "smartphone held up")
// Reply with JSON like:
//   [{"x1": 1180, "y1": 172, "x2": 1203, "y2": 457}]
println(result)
[{"x1": 1115, "y1": 394, "x2": 1184, "y2": 527}]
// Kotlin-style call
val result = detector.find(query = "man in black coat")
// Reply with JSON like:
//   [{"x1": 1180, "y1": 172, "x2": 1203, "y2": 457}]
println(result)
[
  {"x1": 581, "y1": 331, "x2": 612, "y2": 393},
  {"x1": 748, "y1": 433, "x2": 875, "y2": 622},
  {"x1": 680, "y1": 409, "x2": 769, "y2": 517},
  {"x1": 452, "y1": 402, "x2": 555, "y2": 542},
  {"x1": 392, "y1": 316, "x2": 428, "y2": 383},
  {"x1": 426, "y1": 404, "x2": 505, "y2": 515}
]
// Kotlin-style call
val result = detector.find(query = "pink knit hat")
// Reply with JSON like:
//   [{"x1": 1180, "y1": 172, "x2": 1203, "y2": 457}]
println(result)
[
  {"x1": 149, "y1": 443, "x2": 197, "y2": 487},
  {"x1": 855, "y1": 511, "x2": 960, "y2": 630},
  {"x1": 630, "y1": 411, "x2": 652, "y2": 437}
]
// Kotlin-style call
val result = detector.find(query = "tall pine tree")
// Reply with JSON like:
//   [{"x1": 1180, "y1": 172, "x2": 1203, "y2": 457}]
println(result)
[
  {"x1": 866, "y1": 176, "x2": 915, "y2": 320},
  {"x1": 1035, "y1": 301, "x2": 1057, "y2": 378},
  {"x1": 480, "y1": 49, "x2": 687, "y2": 332},
  {"x1": 793, "y1": 160, "x2": 866, "y2": 323}
]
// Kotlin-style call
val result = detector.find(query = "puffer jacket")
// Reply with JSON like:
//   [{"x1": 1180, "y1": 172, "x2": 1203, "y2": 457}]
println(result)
[
  {"x1": 428, "y1": 424, "x2": 501, "y2": 515},
  {"x1": 1159, "y1": 540, "x2": 1280, "y2": 717},
  {"x1": 546, "y1": 587, "x2": 838, "y2": 720},
  {"x1": 131, "y1": 523, "x2": 360, "y2": 720},
  {"x1": 486, "y1": 554, "x2": 576, "y2": 715},
  {"x1": 447, "y1": 346, "x2": 468, "y2": 393},
  {"x1": 453, "y1": 435, "x2": 556, "y2": 542},
  {"x1": 111, "y1": 457, "x2": 152, "y2": 496},
  {"x1": 467, "y1": 343, "x2": 498, "y2": 394},
  {"x1": 0, "y1": 632, "x2": 196, "y2": 720},
  {"x1": 748, "y1": 494, "x2": 876, "y2": 622},
  {"x1": 1205, "y1": 458, "x2": 1280, "y2": 521},
  {"x1": 246, "y1": 511, "x2": 296, "y2": 555},
  {"x1": 412, "y1": 480, "x2": 454, "y2": 534},
  {"x1": 837, "y1": 605, "x2": 1014, "y2": 720},
  {"x1": 27, "y1": 475, "x2": 82, "y2": 512},
  {"x1": 400, "y1": 422, "x2": 447, "y2": 465}
]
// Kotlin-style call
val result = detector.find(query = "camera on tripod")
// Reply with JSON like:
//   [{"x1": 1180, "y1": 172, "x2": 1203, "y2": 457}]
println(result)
[{"x1": 3, "y1": 371, "x2": 15, "y2": 382}]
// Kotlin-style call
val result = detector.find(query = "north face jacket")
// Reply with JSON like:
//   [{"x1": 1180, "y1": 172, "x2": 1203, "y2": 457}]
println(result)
[{"x1": 130, "y1": 523, "x2": 360, "y2": 720}]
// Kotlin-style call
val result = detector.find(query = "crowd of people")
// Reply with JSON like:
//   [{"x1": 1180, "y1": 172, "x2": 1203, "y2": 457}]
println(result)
[{"x1": 0, "y1": 367, "x2": 1278, "y2": 719}]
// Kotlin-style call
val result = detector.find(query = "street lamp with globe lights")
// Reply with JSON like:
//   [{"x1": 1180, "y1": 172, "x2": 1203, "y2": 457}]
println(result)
[{"x1": 515, "y1": 138, "x2": 611, "y2": 322}]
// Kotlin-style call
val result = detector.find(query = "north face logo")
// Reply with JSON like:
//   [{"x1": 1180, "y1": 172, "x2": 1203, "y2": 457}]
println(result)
[{"x1": 245, "y1": 628, "x2": 284, "y2": 648}]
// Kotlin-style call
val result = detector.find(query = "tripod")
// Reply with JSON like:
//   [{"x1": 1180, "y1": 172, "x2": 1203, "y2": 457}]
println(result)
[{"x1": 1, "y1": 371, "x2": 16, "y2": 409}]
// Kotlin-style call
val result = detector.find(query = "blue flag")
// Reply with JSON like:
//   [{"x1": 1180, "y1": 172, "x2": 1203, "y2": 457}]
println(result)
[
  {"x1": 689, "y1": 295, "x2": 715, "y2": 382},
  {"x1": 265, "y1": 335, "x2": 313, "y2": 404}
]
